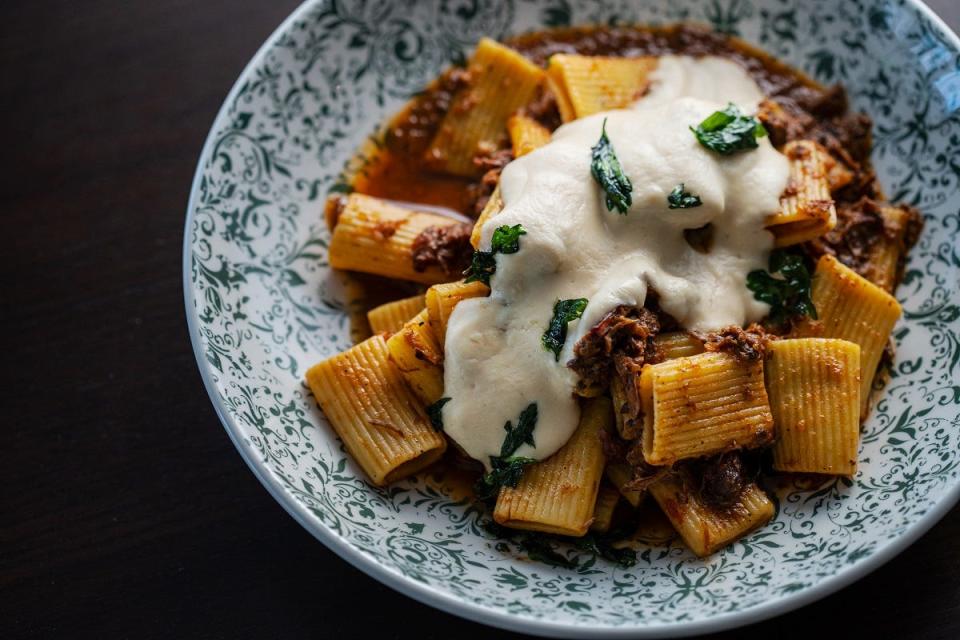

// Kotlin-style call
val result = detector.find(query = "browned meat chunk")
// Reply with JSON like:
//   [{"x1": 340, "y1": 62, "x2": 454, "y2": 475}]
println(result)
[
  {"x1": 467, "y1": 146, "x2": 513, "y2": 217},
  {"x1": 700, "y1": 324, "x2": 772, "y2": 361},
  {"x1": 569, "y1": 305, "x2": 661, "y2": 392},
  {"x1": 411, "y1": 222, "x2": 474, "y2": 276},
  {"x1": 694, "y1": 452, "x2": 746, "y2": 511}
]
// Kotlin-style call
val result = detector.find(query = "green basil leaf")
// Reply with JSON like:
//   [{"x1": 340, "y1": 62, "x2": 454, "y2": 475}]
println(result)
[
  {"x1": 746, "y1": 249, "x2": 818, "y2": 325},
  {"x1": 463, "y1": 224, "x2": 527, "y2": 284},
  {"x1": 500, "y1": 402, "x2": 538, "y2": 458},
  {"x1": 490, "y1": 224, "x2": 526, "y2": 254},
  {"x1": 590, "y1": 118, "x2": 633, "y2": 214},
  {"x1": 691, "y1": 103, "x2": 767, "y2": 155},
  {"x1": 667, "y1": 183, "x2": 703, "y2": 209},
  {"x1": 426, "y1": 397, "x2": 451, "y2": 431},
  {"x1": 542, "y1": 298, "x2": 589, "y2": 360},
  {"x1": 463, "y1": 250, "x2": 496, "y2": 285}
]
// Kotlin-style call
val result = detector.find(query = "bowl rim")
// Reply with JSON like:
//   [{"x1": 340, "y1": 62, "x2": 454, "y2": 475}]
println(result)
[{"x1": 182, "y1": 1, "x2": 960, "y2": 636}]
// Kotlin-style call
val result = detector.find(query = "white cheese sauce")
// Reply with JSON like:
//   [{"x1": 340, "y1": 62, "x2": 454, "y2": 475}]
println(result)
[{"x1": 441, "y1": 56, "x2": 790, "y2": 468}]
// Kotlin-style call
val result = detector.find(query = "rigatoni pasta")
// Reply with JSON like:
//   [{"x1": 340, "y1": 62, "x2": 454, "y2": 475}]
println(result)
[
  {"x1": 426, "y1": 38, "x2": 545, "y2": 177},
  {"x1": 305, "y1": 335, "x2": 446, "y2": 485},
  {"x1": 605, "y1": 462, "x2": 646, "y2": 508},
  {"x1": 425, "y1": 279, "x2": 490, "y2": 345},
  {"x1": 796, "y1": 254, "x2": 901, "y2": 417},
  {"x1": 866, "y1": 205, "x2": 919, "y2": 293},
  {"x1": 493, "y1": 397, "x2": 609, "y2": 536},
  {"x1": 590, "y1": 484, "x2": 621, "y2": 533},
  {"x1": 766, "y1": 338, "x2": 861, "y2": 475},
  {"x1": 328, "y1": 194, "x2": 467, "y2": 285},
  {"x1": 640, "y1": 352, "x2": 774, "y2": 466},
  {"x1": 304, "y1": 26, "x2": 922, "y2": 563},
  {"x1": 649, "y1": 474, "x2": 774, "y2": 557},
  {"x1": 610, "y1": 374, "x2": 641, "y2": 440},
  {"x1": 547, "y1": 54, "x2": 657, "y2": 121},
  {"x1": 385, "y1": 309, "x2": 444, "y2": 406},
  {"x1": 653, "y1": 332, "x2": 705, "y2": 360},
  {"x1": 507, "y1": 114, "x2": 551, "y2": 157},
  {"x1": 368, "y1": 294, "x2": 426, "y2": 335},
  {"x1": 471, "y1": 185, "x2": 502, "y2": 249},
  {"x1": 766, "y1": 140, "x2": 837, "y2": 247}
]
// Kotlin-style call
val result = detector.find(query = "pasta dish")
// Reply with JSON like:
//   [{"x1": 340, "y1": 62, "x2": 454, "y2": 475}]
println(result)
[{"x1": 304, "y1": 25, "x2": 922, "y2": 560}]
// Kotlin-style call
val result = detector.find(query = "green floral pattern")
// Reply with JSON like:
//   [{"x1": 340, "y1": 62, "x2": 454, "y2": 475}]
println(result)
[{"x1": 185, "y1": 0, "x2": 960, "y2": 632}]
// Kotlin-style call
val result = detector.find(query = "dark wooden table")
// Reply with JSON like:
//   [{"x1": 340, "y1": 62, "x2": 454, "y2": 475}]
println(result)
[{"x1": 4, "y1": 1, "x2": 959, "y2": 638}]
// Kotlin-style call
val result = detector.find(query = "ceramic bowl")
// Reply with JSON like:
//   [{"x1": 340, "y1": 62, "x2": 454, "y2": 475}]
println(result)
[{"x1": 184, "y1": 1, "x2": 960, "y2": 636}]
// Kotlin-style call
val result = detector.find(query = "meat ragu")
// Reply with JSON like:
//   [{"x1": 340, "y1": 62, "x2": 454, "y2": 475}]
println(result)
[
  {"x1": 569, "y1": 305, "x2": 662, "y2": 394},
  {"x1": 700, "y1": 324, "x2": 773, "y2": 361},
  {"x1": 310, "y1": 23, "x2": 925, "y2": 562},
  {"x1": 355, "y1": 24, "x2": 920, "y2": 289},
  {"x1": 349, "y1": 22, "x2": 922, "y2": 351},
  {"x1": 693, "y1": 452, "x2": 747, "y2": 511},
  {"x1": 467, "y1": 146, "x2": 514, "y2": 217},
  {"x1": 411, "y1": 222, "x2": 474, "y2": 277},
  {"x1": 806, "y1": 197, "x2": 923, "y2": 289}
]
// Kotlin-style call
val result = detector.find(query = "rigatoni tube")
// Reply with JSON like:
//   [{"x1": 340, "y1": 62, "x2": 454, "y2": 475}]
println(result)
[
  {"x1": 640, "y1": 352, "x2": 774, "y2": 466},
  {"x1": 796, "y1": 254, "x2": 901, "y2": 417},
  {"x1": 368, "y1": 294, "x2": 426, "y2": 336},
  {"x1": 493, "y1": 397, "x2": 610, "y2": 536},
  {"x1": 328, "y1": 193, "x2": 465, "y2": 285},
  {"x1": 385, "y1": 309, "x2": 444, "y2": 406},
  {"x1": 305, "y1": 335, "x2": 446, "y2": 485},
  {"x1": 650, "y1": 474, "x2": 774, "y2": 557},
  {"x1": 766, "y1": 338, "x2": 861, "y2": 475}
]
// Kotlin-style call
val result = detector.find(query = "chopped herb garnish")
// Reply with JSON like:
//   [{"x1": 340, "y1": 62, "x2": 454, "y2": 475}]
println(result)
[
  {"x1": 475, "y1": 457, "x2": 537, "y2": 500},
  {"x1": 574, "y1": 534, "x2": 638, "y2": 568},
  {"x1": 746, "y1": 249, "x2": 818, "y2": 326},
  {"x1": 499, "y1": 402, "x2": 538, "y2": 457},
  {"x1": 542, "y1": 298, "x2": 589, "y2": 361},
  {"x1": 490, "y1": 224, "x2": 526, "y2": 254},
  {"x1": 463, "y1": 224, "x2": 527, "y2": 285},
  {"x1": 667, "y1": 183, "x2": 703, "y2": 209},
  {"x1": 590, "y1": 118, "x2": 633, "y2": 214},
  {"x1": 464, "y1": 250, "x2": 496, "y2": 284},
  {"x1": 520, "y1": 536, "x2": 578, "y2": 569},
  {"x1": 475, "y1": 403, "x2": 539, "y2": 500},
  {"x1": 481, "y1": 520, "x2": 638, "y2": 570},
  {"x1": 426, "y1": 397, "x2": 451, "y2": 431},
  {"x1": 691, "y1": 103, "x2": 767, "y2": 155}
]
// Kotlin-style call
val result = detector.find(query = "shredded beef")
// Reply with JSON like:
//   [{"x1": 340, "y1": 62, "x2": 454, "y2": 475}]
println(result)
[
  {"x1": 372, "y1": 219, "x2": 402, "y2": 241},
  {"x1": 520, "y1": 85, "x2": 563, "y2": 131},
  {"x1": 694, "y1": 452, "x2": 746, "y2": 511},
  {"x1": 411, "y1": 222, "x2": 474, "y2": 275},
  {"x1": 386, "y1": 67, "x2": 470, "y2": 157},
  {"x1": 598, "y1": 427, "x2": 628, "y2": 463},
  {"x1": 899, "y1": 204, "x2": 925, "y2": 251},
  {"x1": 807, "y1": 197, "x2": 886, "y2": 271},
  {"x1": 700, "y1": 324, "x2": 772, "y2": 361},
  {"x1": 467, "y1": 146, "x2": 513, "y2": 217},
  {"x1": 569, "y1": 305, "x2": 661, "y2": 392},
  {"x1": 757, "y1": 99, "x2": 813, "y2": 148},
  {"x1": 622, "y1": 444, "x2": 669, "y2": 492},
  {"x1": 757, "y1": 88, "x2": 879, "y2": 204},
  {"x1": 806, "y1": 198, "x2": 924, "y2": 289}
]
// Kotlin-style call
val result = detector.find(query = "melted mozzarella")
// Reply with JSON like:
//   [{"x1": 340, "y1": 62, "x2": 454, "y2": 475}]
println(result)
[{"x1": 441, "y1": 56, "x2": 789, "y2": 468}]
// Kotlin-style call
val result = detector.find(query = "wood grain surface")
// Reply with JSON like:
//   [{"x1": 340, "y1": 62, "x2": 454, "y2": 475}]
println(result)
[{"x1": 3, "y1": 1, "x2": 958, "y2": 638}]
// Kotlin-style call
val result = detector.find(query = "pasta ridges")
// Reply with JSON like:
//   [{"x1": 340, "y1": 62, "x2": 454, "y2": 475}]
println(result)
[
  {"x1": 767, "y1": 337, "x2": 860, "y2": 474},
  {"x1": 642, "y1": 352, "x2": 773, "y2": 465},
  {"x1": 493, "y1": 397, "x2": 609, "y2": 536},
  {"x1": 796, "y1": 255, "x2": 900, "y2": 417},
  {"x1": 306, "y1": 336, "x2": 446, "y2": 485}
]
